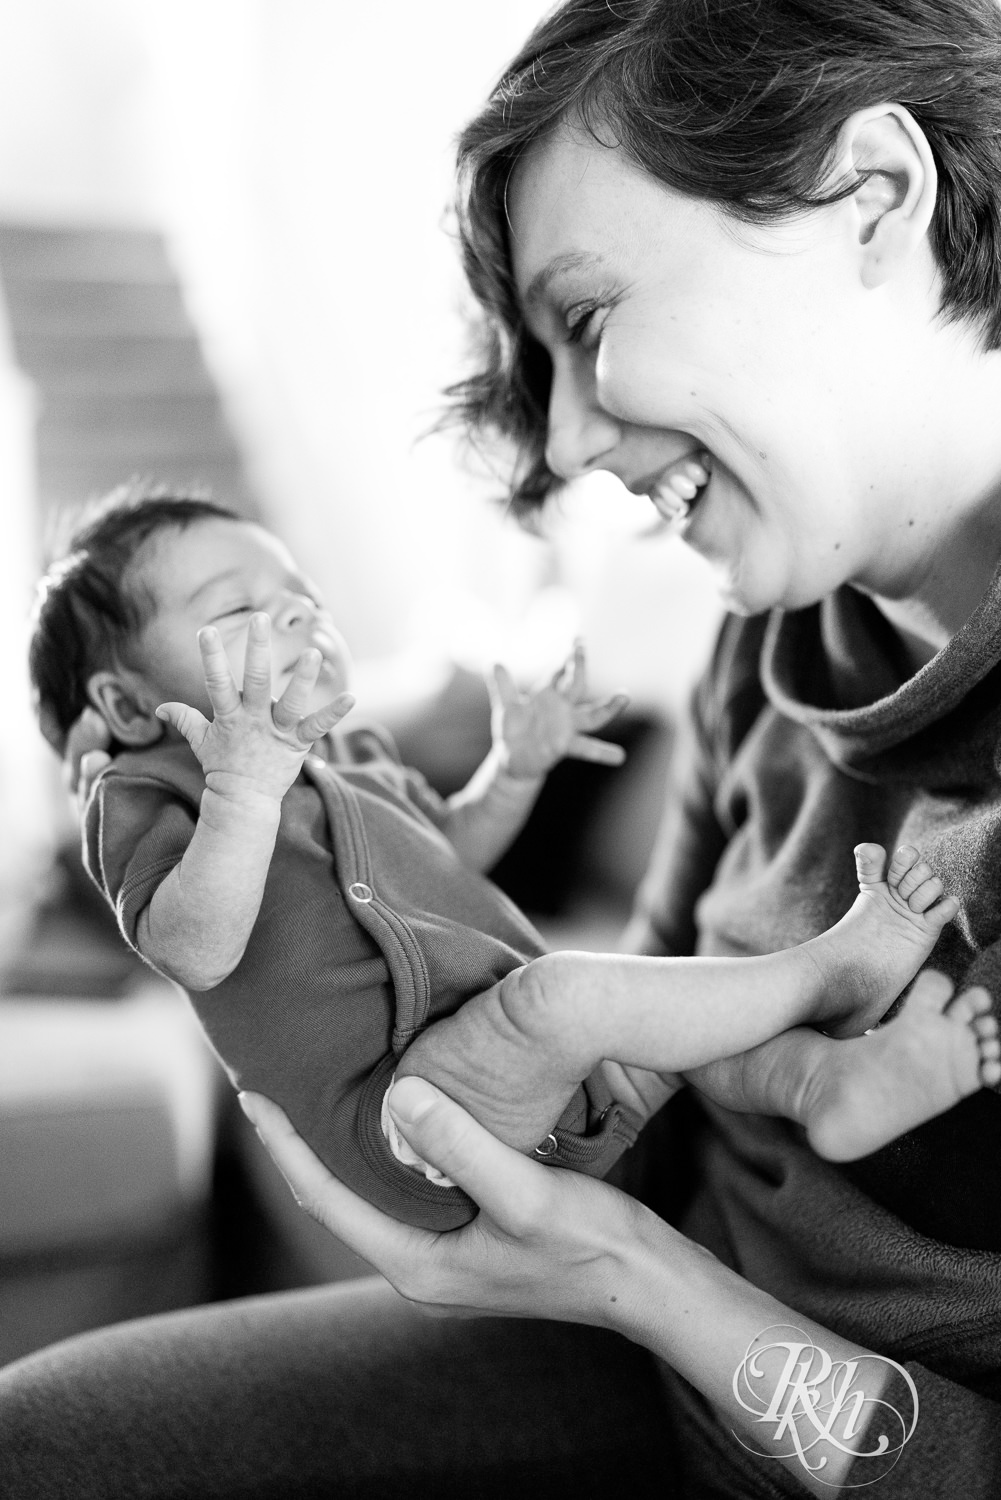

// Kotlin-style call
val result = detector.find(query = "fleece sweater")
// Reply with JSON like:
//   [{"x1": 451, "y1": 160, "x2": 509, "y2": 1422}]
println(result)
[
  {"x1": 632, "y1": 581, "x2": 1001, "y2": 1496},
  {"x1": 83, "y1": 724, "x2": 634, "y2": 1230}
]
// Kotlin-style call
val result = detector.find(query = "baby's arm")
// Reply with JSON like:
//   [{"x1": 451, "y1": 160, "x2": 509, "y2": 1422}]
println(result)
[
  {"x1": 439, "y1": 642, "x2": 628, "y2": 871},
  {"x1": 139, "y1": 614, "x2": 352, "y2": 990}
]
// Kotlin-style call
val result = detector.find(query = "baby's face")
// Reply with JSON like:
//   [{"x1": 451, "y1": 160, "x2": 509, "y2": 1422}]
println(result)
[{"x1": 128, "y1": 518, "x2": 351, "y2": 718}]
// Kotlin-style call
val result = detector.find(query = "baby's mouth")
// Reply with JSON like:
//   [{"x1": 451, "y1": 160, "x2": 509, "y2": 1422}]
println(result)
[{"x1": 649, "y1": 451, "x2": 713, "y2": 534}]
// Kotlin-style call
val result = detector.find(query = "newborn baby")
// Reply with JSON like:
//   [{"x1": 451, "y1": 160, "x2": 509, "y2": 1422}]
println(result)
[{"x1": 30, "y1": 488, "x2": 1000, "y2": 1228}]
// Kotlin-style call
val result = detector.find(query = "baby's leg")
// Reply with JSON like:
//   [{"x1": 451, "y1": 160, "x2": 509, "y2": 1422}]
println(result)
[
  {"x1": 690, "y1": 970, "x2": 1001, "y2": 1160},
  {"x1": 398, "y1": 842, "x2": 957, "y2": 1157}
]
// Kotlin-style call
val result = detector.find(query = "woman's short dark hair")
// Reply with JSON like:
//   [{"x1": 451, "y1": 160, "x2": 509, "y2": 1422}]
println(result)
[
  {"x1": 29, "y1": 485, "x2": 238, "y2": 755},
  {"x1": 450, "y1": 0, "x2": 1001, "y2": 516}
]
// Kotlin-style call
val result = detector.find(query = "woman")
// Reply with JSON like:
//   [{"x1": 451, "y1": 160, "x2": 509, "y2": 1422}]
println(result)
[{"x1": 4, "y1": 1, "x2": 1001, "y2": 1494}]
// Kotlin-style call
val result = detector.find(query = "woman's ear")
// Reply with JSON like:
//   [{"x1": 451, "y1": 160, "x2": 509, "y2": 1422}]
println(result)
[
  {"x1": 86, "y1": 670, "x2": 164, "y2": 747},
  {"x1": 834, "y1": 105, "x2": 937, "y2": 290}
]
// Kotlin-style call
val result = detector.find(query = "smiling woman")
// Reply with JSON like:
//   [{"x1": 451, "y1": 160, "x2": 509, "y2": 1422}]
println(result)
[
  {"x1": 453, "y1": 3, "x2": 1001, "y2": 631},
  {"x1": 4, "y1": 3, "x2": 1001, "y2": 1498}
]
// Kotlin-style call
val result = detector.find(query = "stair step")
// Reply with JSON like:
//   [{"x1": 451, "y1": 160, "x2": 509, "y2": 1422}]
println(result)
[
  {"x1": 38, "y1": 457, "x2": 258, "y2": 515},
  {"x1": 38, "y1": 423, "x2": 238, "y2": 463},
  {"x1": 11, "y1": 333, "x2": 214, "y2": 392},
  {"x1": 4, "y1": 280, "x2": 194, "y2": 337},
  {"x1": 0, "y1": 224, "x2": 174, "y2": 283},
  {"x1": 37, "y1": 390, "x2": 231, "y2": 439},
  {"x1": 0, "y1": 221, "x2": 260, "y2": 525}
]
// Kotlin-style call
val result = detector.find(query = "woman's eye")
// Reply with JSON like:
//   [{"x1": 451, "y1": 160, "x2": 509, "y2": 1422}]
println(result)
[{"x1": 565, "y1": 303, "x2": 605, "y2": 349}]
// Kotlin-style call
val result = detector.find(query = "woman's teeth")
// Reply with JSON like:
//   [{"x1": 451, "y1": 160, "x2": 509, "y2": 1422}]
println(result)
[{"x1": 650, "y1": 455, "x2": 712, "y2": 531}]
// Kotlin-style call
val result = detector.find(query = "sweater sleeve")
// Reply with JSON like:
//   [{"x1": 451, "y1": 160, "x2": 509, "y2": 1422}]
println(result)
[{"x1": 842, "y1": 1362, "x2": 1001, "y2": 1496}]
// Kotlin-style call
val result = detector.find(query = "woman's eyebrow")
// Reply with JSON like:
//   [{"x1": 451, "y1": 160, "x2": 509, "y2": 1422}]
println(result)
[{"x1": 523, "y1": 251, "x2": 607, "y2": 308}]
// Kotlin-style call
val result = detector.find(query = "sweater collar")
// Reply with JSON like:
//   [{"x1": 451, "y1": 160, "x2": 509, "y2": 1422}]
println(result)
[{"x1": 760, "y1": 567, "x2": 1001, "y2": 785}]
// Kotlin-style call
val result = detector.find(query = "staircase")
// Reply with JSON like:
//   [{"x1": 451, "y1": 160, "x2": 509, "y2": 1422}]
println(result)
[
  {"x1": 0, "y1": 222, "x2": 258, "y2": 528},
  {"x1": 0, "y1": 221, "x2": 259, "y2": 998}
]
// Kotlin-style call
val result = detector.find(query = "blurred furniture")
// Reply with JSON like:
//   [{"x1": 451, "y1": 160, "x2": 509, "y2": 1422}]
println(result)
[{"x1": 0, "y1": 982, "x2": 218, "y2": 1367}]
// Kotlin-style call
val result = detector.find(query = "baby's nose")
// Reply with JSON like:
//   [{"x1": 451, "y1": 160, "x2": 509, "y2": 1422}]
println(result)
[{"x1": 274, "y1": 594, "x2": 320, "y2": 634}]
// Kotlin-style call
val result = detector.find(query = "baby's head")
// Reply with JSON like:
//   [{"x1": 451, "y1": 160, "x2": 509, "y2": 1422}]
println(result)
[{"x1": 30, "y1": 487, "x2": 351, "y2": 756}]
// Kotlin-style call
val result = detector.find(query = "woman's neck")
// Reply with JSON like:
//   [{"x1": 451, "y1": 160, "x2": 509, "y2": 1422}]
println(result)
[{"x1": 868, "y1": 504, "x2": 1001, "y2": 670}]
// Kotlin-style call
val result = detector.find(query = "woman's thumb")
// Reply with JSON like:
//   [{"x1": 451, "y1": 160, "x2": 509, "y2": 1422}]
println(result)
[{"x1": 387, "y1": 1077, "x2": 541, "y2": 1226}]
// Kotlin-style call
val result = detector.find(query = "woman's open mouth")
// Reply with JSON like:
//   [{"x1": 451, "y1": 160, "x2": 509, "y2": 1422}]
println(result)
[{"x1": 649, "y1": 451, "x2": 713, "y2": 535}]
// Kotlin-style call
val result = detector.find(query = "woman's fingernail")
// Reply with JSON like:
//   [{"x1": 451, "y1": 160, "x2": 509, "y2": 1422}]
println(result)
[
  {"x1": 237, "y1": 1092, "x2": 260, "y2": 1126},
  {"x1": 388, "y1": 1078, "x2": 439, "y2": 1124}
]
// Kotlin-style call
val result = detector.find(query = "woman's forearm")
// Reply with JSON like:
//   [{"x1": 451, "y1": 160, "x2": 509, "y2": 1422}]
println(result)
[{"x1": 613, "y1": 1213, "x2": 897, "y2": 1496}]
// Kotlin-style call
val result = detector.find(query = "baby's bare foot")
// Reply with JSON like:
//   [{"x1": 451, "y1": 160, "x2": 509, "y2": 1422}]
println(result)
[
  {"x1": 814, "y1": 842, "x2": 959, "y2": 1038},
  {"x1": 803, "y1": 971, "x2": 1000, "y2": 1162}
]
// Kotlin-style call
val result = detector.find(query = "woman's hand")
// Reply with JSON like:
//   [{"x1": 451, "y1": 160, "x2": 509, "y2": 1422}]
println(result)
[
  {"x1": 238, "y1": 1077, "x2": 653, "y2": 1327},
  {"x1": 63, "y1": 706, "x2": 113, "y2": 808}
]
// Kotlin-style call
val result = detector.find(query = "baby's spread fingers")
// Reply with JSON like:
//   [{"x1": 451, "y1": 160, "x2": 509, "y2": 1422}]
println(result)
[
  {"x1": 155, "y1": 701, "x2": 210, "y2": 751},
  {"x1": 198, "y1": 626, "x2": 242, "y2": 717},
  {"x1": 296, "y1": 691, "x2": 355, "y2": 745},
  {"x1": 572, "y1": 693, "x2": 629, "y2": 731},
  {"x1": 551, "y1": 639, "x2": 587, "y2": 698},
  {"x1": 273, "y1": 648, "x2": 323, "y2": 730},
  {"x1": 565, "y1": 734, "x2": 626, "y2": 766},
  {"x1": 241, "y1": 613, "x2": 275, "y2": 710},
  {"x1": 566, "y1": 639, "x2": 586, "y2": 694},
  {"x1": 489, "y1": 663, "x2": 518, "y2": 709}
]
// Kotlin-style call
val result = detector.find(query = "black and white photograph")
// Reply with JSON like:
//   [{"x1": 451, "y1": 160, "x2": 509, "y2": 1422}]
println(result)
[{"x1": 0, "y1": 2, "x2": 999, "y2": 1495}]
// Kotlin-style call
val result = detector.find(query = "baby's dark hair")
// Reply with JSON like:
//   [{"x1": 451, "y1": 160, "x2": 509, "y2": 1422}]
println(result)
[{"x1": 29, "y1": 485, "x2": 240, "y2": 756}]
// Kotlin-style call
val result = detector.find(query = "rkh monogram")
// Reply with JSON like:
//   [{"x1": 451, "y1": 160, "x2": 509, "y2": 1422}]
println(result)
[{"x1": 731, "y1": 1325, "x2": 919, "y2": 1488}]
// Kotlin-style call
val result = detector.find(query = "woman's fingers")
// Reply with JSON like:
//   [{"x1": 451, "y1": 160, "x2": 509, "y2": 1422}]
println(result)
[
  {"x1": 62, "y1": 706, "x2": 113, "y2": 796},
  {"x1": 77, "y1": 748, "x2": 112, "y2": 807},
  {"x1": 387, "y1": 1078, "x2": 550, "y2": 1237},
  {"x1": 238, "y1": 1091, "x2": 420, "y2": 1265},
  {"x1": 198, "y1": 626, "x2": 243, "y2": 717}
]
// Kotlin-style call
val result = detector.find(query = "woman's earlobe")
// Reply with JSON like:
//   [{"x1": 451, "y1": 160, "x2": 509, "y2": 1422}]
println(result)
[
  {"x1": 86, "y1": 671, "x2": 163, "y2": 747},
  {"x1": 837, "y1": 105, "x2": 937, "y2": 291}
]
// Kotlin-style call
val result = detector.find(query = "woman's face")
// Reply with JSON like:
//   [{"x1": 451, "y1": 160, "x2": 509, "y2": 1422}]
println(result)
[{"x1": 508, "y1": 126, "x2": 941, "y2": 616}]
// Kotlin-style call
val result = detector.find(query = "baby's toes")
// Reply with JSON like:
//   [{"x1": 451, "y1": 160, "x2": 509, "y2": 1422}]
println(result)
[
  {"x1": 854, "y1": 842, "x2": 889, "y2": 886},
  {"x1": 895, "y1": 857, "x2": 934, "y2": 901},
  {"x1": 944, "y1": 985, "x2": 991, "y2": 1027},
  {"x1": 885, "y1": 843, "x2": 920, "y2": 888},
  {"x1": 979, "y1": 1049, "x2": 1001, "y2": 1086}
]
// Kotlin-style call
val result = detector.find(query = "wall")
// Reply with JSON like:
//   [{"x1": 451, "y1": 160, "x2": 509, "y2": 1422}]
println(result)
[{"x1": 0, "y1": 0, "x2": 720, "y2": 718}]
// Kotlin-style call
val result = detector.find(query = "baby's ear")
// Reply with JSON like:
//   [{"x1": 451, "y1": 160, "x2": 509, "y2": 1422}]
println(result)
[{"x1": 86, "y1": 670, "x2": 163, "y2": 748}]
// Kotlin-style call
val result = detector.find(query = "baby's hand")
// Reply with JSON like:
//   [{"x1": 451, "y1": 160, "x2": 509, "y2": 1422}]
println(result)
[
  {"x1": 156, "y1": 612, "x2": 354, "y2": 808},
  {"x1": 490, "y1": 641, "x2": 628, "y2": 780}
]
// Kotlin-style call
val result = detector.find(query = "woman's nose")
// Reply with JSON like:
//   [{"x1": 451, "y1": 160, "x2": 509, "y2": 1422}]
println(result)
[{"x1": 544, "y1": 354, "x2": 620, "y2": 481}]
